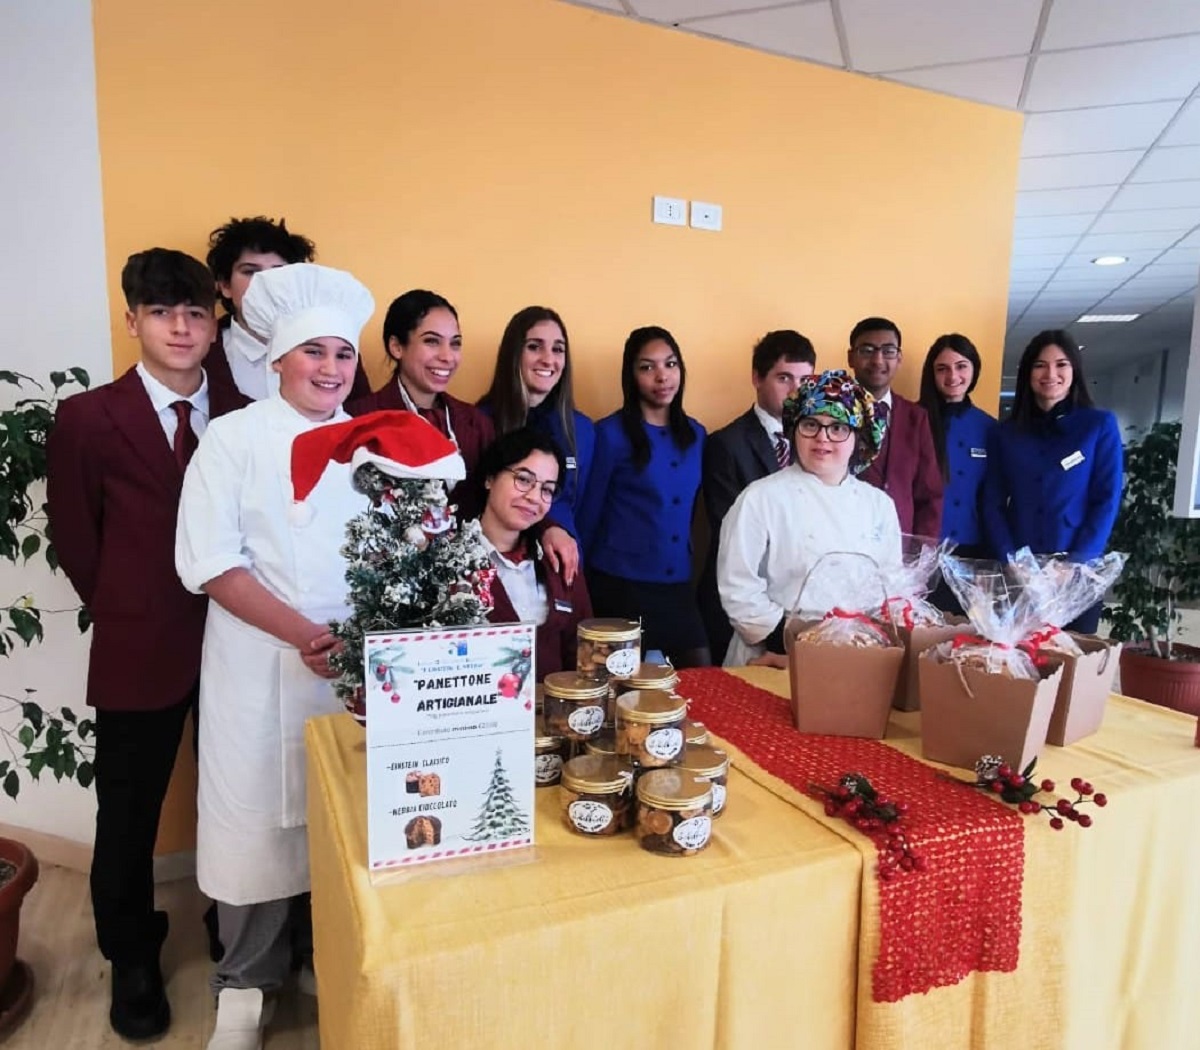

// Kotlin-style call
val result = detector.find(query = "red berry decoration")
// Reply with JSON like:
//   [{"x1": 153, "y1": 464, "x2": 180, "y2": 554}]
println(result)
[
  {"x1": 811, "y1": 773, "x2": 922, "y2": 880},
  {"x1": 955, "y1": 756, "x2": 1105, "y2": 832},
  {"x1": 497, "y1": 672, "x2": 521, "y2": 699}
]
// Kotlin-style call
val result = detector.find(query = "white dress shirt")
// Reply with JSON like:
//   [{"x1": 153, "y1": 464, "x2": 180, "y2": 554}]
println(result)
[
  {"x1": 483, "y1": 536, "x2": 548, "y2": 626},
  {"x1": 224, "y1": 317, "x2": 278, "y2": 401},
  {"x1": 752, "y1": 402, "x2": 784, "y2": 443},
  {"x1": 135, "y1": 362, "x2": 209, "y2": 448}
]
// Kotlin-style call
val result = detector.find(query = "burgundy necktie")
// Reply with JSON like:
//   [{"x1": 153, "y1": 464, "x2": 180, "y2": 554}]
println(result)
[
  {"x1": 774, "y1": 433, "x2": 791, "y2": 469},
  {"x1": 171, "y1": 400, "x2": 198, "y2": 470}
]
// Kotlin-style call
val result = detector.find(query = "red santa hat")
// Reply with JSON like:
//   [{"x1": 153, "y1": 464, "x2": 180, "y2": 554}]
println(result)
[{"x1": 290, "y1": 410, "x2": 465, "y2": 503}]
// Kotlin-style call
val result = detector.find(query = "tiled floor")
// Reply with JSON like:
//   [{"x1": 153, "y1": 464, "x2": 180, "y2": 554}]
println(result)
[{"x1": 3, "y1": 868, "x2": 318, "y2": 1048}]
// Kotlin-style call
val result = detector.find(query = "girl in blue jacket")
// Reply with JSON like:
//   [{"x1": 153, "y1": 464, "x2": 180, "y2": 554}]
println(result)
[
  {"x1": 982, "y1": 329, "x2": 1123, "y2": 633},
  {"x1": 577, "y1": 326, "x2": 711, "y2": 667},
  {"x1": 478, "y1": 306, "x2": 595, "y2": 541}
]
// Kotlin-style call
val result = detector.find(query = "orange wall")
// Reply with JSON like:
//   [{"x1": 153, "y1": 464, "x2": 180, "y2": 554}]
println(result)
[
  {"x1": 93, "y1": 0, "x2": 1021, "y2": 853},
  {"x1": 93, "y1": 0, "x2": 1020, "y2": 419}
]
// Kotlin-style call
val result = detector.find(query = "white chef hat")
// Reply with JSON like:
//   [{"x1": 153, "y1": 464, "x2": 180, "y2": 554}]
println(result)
[{"x1": 242, "y1": 263, "x2": 376, "y2": 363}]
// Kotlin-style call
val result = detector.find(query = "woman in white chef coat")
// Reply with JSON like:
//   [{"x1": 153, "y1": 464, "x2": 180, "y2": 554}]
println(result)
[
  {"x1": 718, "y1": 368, "x2": 902, "y2": 667},
  {"x1": 176, "y1": 263, "x2": 375, "y2": 1048}
]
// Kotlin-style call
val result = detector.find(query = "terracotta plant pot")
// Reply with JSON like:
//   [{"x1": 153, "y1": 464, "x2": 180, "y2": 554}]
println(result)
[
  {"x1": 1119, "y1": 644, "x2": 1200, "y2": 715},
  {"x1": 0, "y1": 838, "x2": 37, "y2": 1038}
]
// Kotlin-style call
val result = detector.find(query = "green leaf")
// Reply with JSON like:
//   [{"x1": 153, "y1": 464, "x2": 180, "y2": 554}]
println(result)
[
  {"x1": 77, "y1": 761, "x2": 94, "y2": 789},
  {"x1": 20, "y1": 534, "x2": 40, "y2": 562},
  {"x1": 20, "y1": 702, "x2": 43, "y2": 732},
  {"x1": 2, "y1": 772, "x2": 18, "y2": 800},
  {"x1": 1021, "y1": 758, "x2": 1036, "y2": 778},
  {"x1": 0, "y1": 370, "x2": 21, "y2": 386},
  {"x1": 17, "y1": 726, "x2": 33, "y2": 749},
  {"x1": 49, "y1": 371, "x2": 66, "y2": 390},
  {"x1": 27, "y1": 753, "x2": 45, "y2": 780},
  {"x1": 45, "y1": 543, "x2": 59, "y2": 571},
  {"x1": 61, "y1": 707, "x2": 76, "y2": 724},
  {"x1": 68, "y1": 367, "x2": 90, "y2": 389},
  {"x1": 77, "y1": 606, "x2": 92, "y2": 633},
  {"x1": 8, "y1": 607, "x2": 42, "y2": 646}
]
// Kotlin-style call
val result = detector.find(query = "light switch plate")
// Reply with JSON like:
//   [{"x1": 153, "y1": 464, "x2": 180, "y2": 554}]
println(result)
[
  {"x1": 652, "y1": 196, "x2": 687, "y2": 226},
  {"x1": 690, "y1": 201, "x2": 723, "y2": 232}
]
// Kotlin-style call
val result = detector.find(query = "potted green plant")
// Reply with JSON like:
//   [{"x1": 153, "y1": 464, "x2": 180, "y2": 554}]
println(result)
[
  {"x1": 1102, "y1": 421, "x2": 1200, "y2": 713},
  {"x1": 0, "y1": 368, "x2": 96, "y2": 1035}
]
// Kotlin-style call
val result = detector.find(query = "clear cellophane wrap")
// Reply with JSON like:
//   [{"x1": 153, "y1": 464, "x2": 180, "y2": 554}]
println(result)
[
  {"x1": 879, "y1": 535, "x2": 956, "y2": 630},
  {"x1": 784, "y1": 551, "x2": 899, "y2": 651}
]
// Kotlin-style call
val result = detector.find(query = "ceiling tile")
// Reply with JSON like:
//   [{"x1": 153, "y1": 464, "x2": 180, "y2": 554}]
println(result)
[
  {"x1": 1042, "y1": 0, "x2": 1200, "y2": 49},
  {"x1": 1017, "y1": 150, "x2": 1141, "y2": 191},
  {"x1": 1012, "y1": 234, "x2": 1083, "y2": 255},
  {"x1": 838, "y1": 0, "x2": 1041, "y2": 72},
  {"x1": 884, "y1": 56, "x2": 1026, "y2": 108},
  {"x1": 1012, "y1": 214, "x2": 1097, "y2": 237},
  {"x1": 1130, "y1": 145, "x2": 1200, "y2": 183},
  {"x1": 1021, "y1": 102, "x2": 1179, "y2": 157},
  {"x1": 686, "y1": 3, "x2": 842, "y2": 65},
  {"x1": 1109, "y1": 180, "x2": 1200, "y2": 210},
  {"x1": 630, "y1": 0, "x2": 777, "y2": 22},
  {"x1": 1024, "y1": 37, "x2": 1200, "y2": 112},
  {"x1": 1016, "y1": 186, "x2": 1117, "y2": 216},
  {"x1": 1180, "y1": 229, "x2": 1200, "y2": 247},
  {"x1": 1064, "y1": 248, "x2": 1160, "y2": 268},
  {"x1": 1089, "y1": 207, "x2": 1200, "y2": 233},
  {"x1": 1076, "y1": 229, "x2": 1190, "y2": 253},
  {"x1": 1161, "y1": 99, "x2": 1200, "y2": 146},
  {"x1": 1157, "y1": 245, "x2": 1200, "y2": 264},
  {"x1": 1010, "y1": 256, "x2": 1064, "y2": 273}
]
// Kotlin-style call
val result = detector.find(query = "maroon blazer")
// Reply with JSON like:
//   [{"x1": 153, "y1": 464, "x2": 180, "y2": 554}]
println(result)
[
  {"x1": 858, "y1": 393, "x2": 944, "y2": 538},
  {"x1": 202, "y1": 314, "x2": 372, "y2": 407},
  {"x1": 346, "y1": 381, "x2": 495, "y2": 513},
  {"x1": 45, "y1": 367, "x2": 249, "y2": 712},
  {"x1": 485, "y1": 544, "x2": 593, "y2": 681}
]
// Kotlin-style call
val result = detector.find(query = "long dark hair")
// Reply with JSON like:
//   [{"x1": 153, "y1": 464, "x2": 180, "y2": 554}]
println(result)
[
  {"x1": 381, "y1": 290, "x2": 458, "y2": 379},
  {"x1": 620, "y1": 325, "x2": 695, "y2": 469},
  {"x1": 480, "y1": 306, "x2": 577, "y2": 457},
  {"x1": 919, "y1": 333, "x2": 982, "y2": 480},
  {"x1": 1011, "y1": 329, "x2": 1094, "y2": 426}
]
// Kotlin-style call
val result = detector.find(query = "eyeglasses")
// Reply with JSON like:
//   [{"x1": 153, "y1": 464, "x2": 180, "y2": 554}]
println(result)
[
  {"x1": 852, "y1": 343, "x2": 900, "y2": 360},
  {"x1": 506, "y1": 468, "x2": 558, "y2": 502},
  {"x1": 795, "y1": 418, "x2": 854, "y2": 443}
]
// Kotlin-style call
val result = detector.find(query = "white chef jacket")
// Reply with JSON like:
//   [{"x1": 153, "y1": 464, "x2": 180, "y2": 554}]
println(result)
[
  {"x1": 718, "y1": 465, "x2": 902, "y2": 667},
  {"x1": 176, "y1": 396, "x2": 368, "y2": 905},
  {"x1": 223, "y1": 316, "x2": 278, "y2": 401}
]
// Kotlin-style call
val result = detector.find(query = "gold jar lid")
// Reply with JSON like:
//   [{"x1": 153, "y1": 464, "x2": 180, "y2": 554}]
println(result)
[
  {"x1": 561, "y1": 754, "x2": 634, "y2": 795},
  {"x1": 628, "y1": 662, "x2": 680, "y2": 690},
  {"x1": 542, "y1": 671, "x2": 610, "y2": 701},
  {"x1": 535, "y1": 719, "x2": 563, "y2": 750},
  {"x1": 584, "y1": 730, "x2": 617, "y2": 757},
  {"x1": 577, "y1": 618, "x2": 641, "y2": 644},
  {"x1": 616, "y1": 689, "x2": 688, "y2": 725},
  {"x1": 685, "y1": 720, "x2": 708, "y2": 744},
  {"x1": 675, "y1": 743, "x2": 729, "y2": 779},
  {"x1": 637, "y1": 768, "x2": 713, "y2": 811}
]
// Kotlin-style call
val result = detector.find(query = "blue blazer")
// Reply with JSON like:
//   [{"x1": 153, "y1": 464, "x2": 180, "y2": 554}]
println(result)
[
  {"x1": 477, "y1": 400, "x2": 595, "y2": 540},
  {"x1": 577, "y1": 412, "x2": 706, "y2": 584},
  {"x1": 939, "y1": 402, "x2": 998, "y2": 547},
  {"x1": 982, "y1": 404, "x2": 1123, "y2": 561}
]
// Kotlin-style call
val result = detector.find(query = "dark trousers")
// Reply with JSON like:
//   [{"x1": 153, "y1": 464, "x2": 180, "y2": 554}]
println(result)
[
  {"x1": 1065, "y1": 600, "x2": 1103, "y2": 635},
  {"x1": 91, "y1": 683, "x2": 196, "y2": 965}
]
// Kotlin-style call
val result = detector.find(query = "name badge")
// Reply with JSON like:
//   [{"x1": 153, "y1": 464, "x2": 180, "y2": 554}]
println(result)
[
  {"x1": 554, "y1": 599, "x2": 573, "y2": 614},
  {"x1": 1061, "y1": 450, "x2": 1085, "y2": 471},
  {"x1": 565, "y1": 457, "x2": 577, "y2": 471},
  {"x1": 970, "y1": 447, "x2": 987, "y2": 459}
]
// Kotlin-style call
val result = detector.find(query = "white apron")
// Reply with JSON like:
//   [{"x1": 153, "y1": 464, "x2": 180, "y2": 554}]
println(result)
[{"x1": 179, "y1": 398, "x2": 367, "y2": 905}]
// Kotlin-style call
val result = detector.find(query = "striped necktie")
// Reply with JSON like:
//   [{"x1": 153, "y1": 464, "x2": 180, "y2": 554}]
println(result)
[{"x1": 774, "y1": 433, "x2": 791, "y2": 469}]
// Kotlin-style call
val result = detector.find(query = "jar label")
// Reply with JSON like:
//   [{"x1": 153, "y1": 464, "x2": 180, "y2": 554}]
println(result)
[
  {"x1": 567, "y1": 705, "x2": 604, "y2": 735},
  {"x1": 645, "y1": 727, "x2": 683, "y2": 760},
  {"x1": 606, "y1": 647, "x2": 640, "y2": 677},
  {"x1": 673, "y1": 815, "x2": 712, "y2": 850},
  {"x1": 535, "y1": 754, "x2": 563, "y2": 784},
  {"x1": 712, "y1": 782, "x2": 727, "y2": 814},
  {"x1": 568, "y1": 799, "x2": 613, "y2": 834}
]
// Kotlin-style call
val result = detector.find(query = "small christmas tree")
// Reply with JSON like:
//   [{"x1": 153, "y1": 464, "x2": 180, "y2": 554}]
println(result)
[
  {"x1": 330, "y1": 464, "x2": 494, "y2": 705},
  {"x1": 464, "y1": 748, "x2": 531, "y2": 842}
]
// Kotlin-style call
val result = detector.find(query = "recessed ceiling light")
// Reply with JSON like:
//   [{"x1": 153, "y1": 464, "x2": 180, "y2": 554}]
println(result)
[
  {"x1": 1091, "y1": 255, "x2": 1128, "y2": 266},
  {"x1": 1077, "y1": 313, "x2": 1140, "y2": 323}
]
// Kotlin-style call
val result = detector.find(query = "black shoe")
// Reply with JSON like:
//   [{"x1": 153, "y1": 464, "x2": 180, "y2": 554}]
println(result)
[
  {"x1": 203, "y1": 902, "x2": 224, "y2": 963},
  {"x1": 109, "y1": 960, "x2": 170, "y2": 1041}
]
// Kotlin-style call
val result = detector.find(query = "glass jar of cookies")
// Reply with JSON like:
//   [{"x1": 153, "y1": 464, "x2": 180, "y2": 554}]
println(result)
[
  {"x1": 542, "y1": 672, "x2": 609, "y2": 741},
  {"x1": 675, "y1": 743, "x2": 730, "y2": 818},
  {"x1": 576, "y1": 619, "x2": 642, "y2": 682},
  {"x1": 685, "y1": 720, "x2": 709, "y2": 746},
  {"x1": 627, "y1": 662, "x2": 680, "y2": 695},
  {"x1": 535, "y1": 721, "x2": 567, "y2": 788},
  {"x1": 560, "y1": 754, "x2": 634, "y2": 836},
  {"x1": 615, "y1": 689, "x2": 687, "y2": 768},
  {"x1": 584, "y1": 729, "x2": 617, "y2": 758},
  {"x1": 635, "y1": 768, "x2": 713, "y2": 856}
]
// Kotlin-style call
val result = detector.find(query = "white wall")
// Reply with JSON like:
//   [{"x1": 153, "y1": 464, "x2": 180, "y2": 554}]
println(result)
[
  {"x1": 0, "y1": 0, "x2": 113, "y2": 843},
  {"x1": 1089, "y1": 337, "x2": 1195, "y2": 443}
]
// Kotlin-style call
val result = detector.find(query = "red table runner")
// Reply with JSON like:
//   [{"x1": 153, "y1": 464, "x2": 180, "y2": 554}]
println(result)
[{"x1": 678, "y1": 668, "x2": 1025, "y2": 1002}]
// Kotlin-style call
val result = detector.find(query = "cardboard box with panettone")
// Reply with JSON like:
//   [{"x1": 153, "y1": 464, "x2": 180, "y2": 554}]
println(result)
[{"x1": 1043, "y1": 635, "x2": 1121, "y2": 746}]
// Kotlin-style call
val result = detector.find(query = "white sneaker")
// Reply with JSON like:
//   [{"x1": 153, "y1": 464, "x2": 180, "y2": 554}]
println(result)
[
  {"x1": 207, "y1": 987, "x2": 273, "y2": 1050},
  {"x1": 297, "y1": 963, "x2": 317, "y2": 998}
]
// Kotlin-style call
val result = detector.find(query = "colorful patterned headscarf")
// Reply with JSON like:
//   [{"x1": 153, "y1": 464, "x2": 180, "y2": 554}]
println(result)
[{"x1": 781, "y1": 368, "x2": 887, "y2": 476}]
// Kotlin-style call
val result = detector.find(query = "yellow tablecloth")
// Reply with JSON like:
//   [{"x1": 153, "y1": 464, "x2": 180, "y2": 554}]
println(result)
[
  {"x1": 307, "y1": 671, "x2": 1200, "y2": 1050},
  {"x1": 306, "y1": 713, "x2": 860, "y2": 1050},
  {"x1": 729, "y1": 667, "x2": 1200, "y2": 1050}
]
